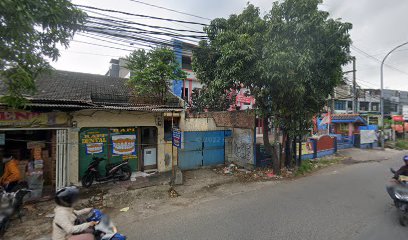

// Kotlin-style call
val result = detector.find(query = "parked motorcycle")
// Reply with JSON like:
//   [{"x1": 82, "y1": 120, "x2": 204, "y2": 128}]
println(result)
[
  {"x1": 87, "y1": 209, "x2": 127, "y2": 240},
  {"x1": 387, "y1": 168, "x2": 408, "y2": 226},
  {"x1": 81, "y1": 157, "x2": 132, "y2": 188},
  {"x1": 0, "y1": 187, "x2": 31, "y2": 236}
]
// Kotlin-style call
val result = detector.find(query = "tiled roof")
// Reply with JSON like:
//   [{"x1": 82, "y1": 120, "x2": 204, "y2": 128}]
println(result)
[{"x1": 0, "y1": 70, "x2": 182, "y2": 111}]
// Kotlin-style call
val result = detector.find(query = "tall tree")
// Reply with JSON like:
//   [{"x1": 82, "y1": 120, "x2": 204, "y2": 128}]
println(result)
[
  {"x1": 0, "y1": 0, "x2": 86, "y2": 107},
  {"x1": 263, "y1": 0, "x2": 352, "y2": 169},
  {"x1": 126, "y1": 47, "x2": 186, "y2": 105},
  {"x1": 193, "y1": 0, "x2": 352, "y2": 173}
]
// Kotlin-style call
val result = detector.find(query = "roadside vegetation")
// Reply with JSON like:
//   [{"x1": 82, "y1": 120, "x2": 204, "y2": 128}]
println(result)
[
  {"x1": 396, "y1": 139, "x2": 408, "y2": 150},
  {"x1": 295, "y1": 157, "x2": 344, "y2": 176}
]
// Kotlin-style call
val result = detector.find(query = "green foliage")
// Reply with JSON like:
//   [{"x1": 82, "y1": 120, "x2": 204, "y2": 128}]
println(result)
[
  {"x1": 126, "y1": 47, "x2": 186, "y2": 104},
  {"x1": 264, "y1": 0, "x2": 352, "y2": 137},
  {"x1": 193, "y1": 0, "x2": 352, "y2": 170},
  {"x1": 0, "y1": 0, "x2": 86, "y2": 107},
  {"x1": 192, "y1": 4, "x2": 266, "y2": 113},
  {"x1": 295, "y1": 157, "x2": 343, "y2": 176},
  {"x1": 396, "y1": 140, "x2": 408, "y2": 150}
]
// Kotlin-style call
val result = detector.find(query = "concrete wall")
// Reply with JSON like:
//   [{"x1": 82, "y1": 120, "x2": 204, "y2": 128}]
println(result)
[
  {"x1": 226, "y1": 128, "x2": 255, "y2": 168},
  {"x1": 68, "y1": 110, "x2": 167, "y2": 184}
]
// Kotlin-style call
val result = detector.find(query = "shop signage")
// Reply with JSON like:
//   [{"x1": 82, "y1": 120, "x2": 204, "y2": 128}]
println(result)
[
  {"x1": 236, "y1": 95, "x2": 253, "y2": 104},
  {"x1": 403, "y1": 105, "x2": 408, "y2": 121},
  {"x1": 392, "y1": 115, "x2": 404, "y2": 122},
  {"x1": 172, "y1": 128, "x2": 182, "y2": 148},
  {"x1": 112, "y1": 135, "x2": 136, "y2": 155},
  {"x1": 0, "y1": 111, "x2": 69, "y2": 128}
]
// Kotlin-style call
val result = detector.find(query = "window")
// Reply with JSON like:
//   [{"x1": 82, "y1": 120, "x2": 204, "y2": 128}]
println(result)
[
  {"x1": 347, "y1": 101, "x2": 353, "y2": 111},
  {"x1": 371, "y1": 103, "x2": 379, "y2": 111},
  {"x1": 184, "y1": 87, "x2": 189, "y2": 101},
  {"x1": 359, "y1": 102, "x2": 369, "y2": 111},
  {"x1": 335, "y1": 100, "x2": 346, "y2": 110},
  {"x1": 182, "y1": 55, "x2": 192, "y2": 70}
]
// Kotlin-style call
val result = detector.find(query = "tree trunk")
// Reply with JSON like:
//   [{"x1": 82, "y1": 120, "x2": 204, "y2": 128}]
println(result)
[
  {"x1": 272, "y1": 126, "x2": 281, "y2": 175},
  {"x1": 285, "y1": 134, "x2": 292, "y2": 168},
  {"x1": 298, "y1": 134, "x2": 302, "y2": 167},
  {"x1": 262, "y1": 117, "x2": 272, "y2": 154},
  {"x1": 293, "y1": 135, "x2": 297, "y2": 167}
]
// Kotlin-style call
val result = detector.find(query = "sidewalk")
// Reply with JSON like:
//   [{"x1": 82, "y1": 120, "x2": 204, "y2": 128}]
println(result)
[{"x1": 337, "y1": 148, "x2": 406, "y2": 163}]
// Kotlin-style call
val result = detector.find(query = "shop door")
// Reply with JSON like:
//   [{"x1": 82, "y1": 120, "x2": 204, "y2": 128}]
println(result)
[
  {"x1": 79, "y1": 128, "x2": 109, "y2": 178},
  {"x1": 141, "y1": 127, "x2": 157, "y2": 170},
  {"x1": 56, "y1": 129, "x2": 69, "y2": 190}
]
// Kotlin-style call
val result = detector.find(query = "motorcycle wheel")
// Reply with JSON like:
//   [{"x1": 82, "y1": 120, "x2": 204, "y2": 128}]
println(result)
[
  {"x1": 81, "y1": 171, "x2": 95, "y2": 188},
  {"x1": 0, "y1": 217, "x2": 10, "y2": 237},
  {"x1": 118, "y1": 165, "x2": 132, "y2": 181},
  {"x1": 399, "y1": 213, "x2": 408, "y2": 227}
]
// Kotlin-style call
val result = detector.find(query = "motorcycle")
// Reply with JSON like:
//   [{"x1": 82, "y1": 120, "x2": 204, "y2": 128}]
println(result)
[
  {"x1": 0, "y1": 187, "x2": 31, "y2": 236},
  {"x1": 87, "y1": 209, "x2": 126, "y2": 240},
  {"x1": 387, "y1": 168, "x2": 408, "y2": 226},
  {"x1": 81, "y1": 156, "x2": 132, "y2": 188}
]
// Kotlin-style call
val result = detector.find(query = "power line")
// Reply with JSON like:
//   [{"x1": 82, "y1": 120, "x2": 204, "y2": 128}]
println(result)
[
  {"x1": 88, "y1": 16, "x2": 205, "y2": 34},
  {"x1": 128, "y1": 0, "x2": 211, "y2": 21},
  {"x1": 76, "y1": 4, "x2": 209, "y2": 26},
  {"x1": 72, "y1": 40, "x2": 135, "y2": 52},
  {"x1": 351, "y1": 44, "x2": 408, "y2": 76}
]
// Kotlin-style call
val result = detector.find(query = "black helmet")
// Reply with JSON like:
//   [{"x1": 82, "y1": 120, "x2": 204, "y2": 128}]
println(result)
[{"x1": 55, "y1": 186, "x2": 80, "y2": 207}]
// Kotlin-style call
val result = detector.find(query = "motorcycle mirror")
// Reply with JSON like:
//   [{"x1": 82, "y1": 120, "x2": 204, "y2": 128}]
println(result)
[{"x1": 390, "y1": 168, "x2": 396, "y2": 174}]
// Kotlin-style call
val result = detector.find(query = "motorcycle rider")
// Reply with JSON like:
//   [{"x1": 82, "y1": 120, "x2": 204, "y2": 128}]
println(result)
[
  {"x1": 394, "y1": 155, "x2": 408, "y2": 178},
  {"x1": 52, "y1": 186, "x2": 98, "y2": 240},
  {"x1": 0, "y1": 153, "x2": 22, "y2": 192}
]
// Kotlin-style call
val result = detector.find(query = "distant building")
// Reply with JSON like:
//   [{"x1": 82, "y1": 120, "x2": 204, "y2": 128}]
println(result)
[
  {"x1": 172, "y1": 39, "x2": 203, "y2": 102},
  {"x1": 105, "y1": 58, "x2": 130, "y2": 78}
]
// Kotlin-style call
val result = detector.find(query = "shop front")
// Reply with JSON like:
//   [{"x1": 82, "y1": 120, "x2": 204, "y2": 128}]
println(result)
[
  {"x1": 71, "y1": 110, "x2": 165, "y2": 183},
  {"x1": 0, "y1": 110, "x2": 70, "y2": 199}
]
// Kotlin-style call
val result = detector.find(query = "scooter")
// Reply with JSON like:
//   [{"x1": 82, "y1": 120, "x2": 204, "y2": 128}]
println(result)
[
  {"x1": 0, "y1": 187, "x2": 31, "y2": 236},
  {"x1": 87, "y1": 209, "x2": 127, "y2": 240},
  {"x1": 387, "y1": 168, "x2": 408, "y2": 226},
  {"x1": 81, "y1": 156, "x2": 132, "y2": 188}
]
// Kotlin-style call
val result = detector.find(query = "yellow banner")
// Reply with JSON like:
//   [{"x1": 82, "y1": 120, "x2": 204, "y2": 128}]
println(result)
[{"x1": 0, "y1": 111, "x2": 69, "y2": 128}]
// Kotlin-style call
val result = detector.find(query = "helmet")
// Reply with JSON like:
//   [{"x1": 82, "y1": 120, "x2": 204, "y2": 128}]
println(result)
[
  {"x1": 55, "y1": 186, "x2": 80, "y2": 207},
  {"x1": 87, "y1": 209, "x2": 103, "y2": 222},
  {"x1": 404, "y1": 155, "x2": 408, "y2": 162}
]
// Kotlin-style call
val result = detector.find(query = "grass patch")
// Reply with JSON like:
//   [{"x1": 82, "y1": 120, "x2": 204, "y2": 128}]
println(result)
[
  {"x1": 295, "y1": 157, "x2": 343, "y2": 176},
  {"x1": 396, "y1": 140, "x2": 408, "y2": 150}
]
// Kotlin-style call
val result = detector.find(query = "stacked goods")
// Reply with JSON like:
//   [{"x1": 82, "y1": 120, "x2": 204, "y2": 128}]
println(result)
[{"x1": 27, "y1": 147, "x2": 44, "y2": 199}]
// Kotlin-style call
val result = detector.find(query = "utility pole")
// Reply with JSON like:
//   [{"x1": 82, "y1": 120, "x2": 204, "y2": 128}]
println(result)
[
  {"x1": 352, "y1": 57, "x2": 357, "y2": 114},
  {"x1": 380, "y1": 41, "x2": 408, "y2": 149}
]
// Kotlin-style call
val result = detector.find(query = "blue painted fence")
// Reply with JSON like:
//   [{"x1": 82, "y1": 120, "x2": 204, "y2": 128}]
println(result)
[{"x1": 178, "y1": 131, "x2": 227, "y2": 170}]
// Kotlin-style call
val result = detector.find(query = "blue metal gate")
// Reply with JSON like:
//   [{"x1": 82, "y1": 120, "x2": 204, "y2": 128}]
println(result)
[{"x1": 178, "y1": 131, "x2": 226, "y2": 170}]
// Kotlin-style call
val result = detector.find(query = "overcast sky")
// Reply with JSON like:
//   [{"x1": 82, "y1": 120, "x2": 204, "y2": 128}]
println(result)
[{"x1": 52, "y1": 0, "x2": 408, "y2": 91}]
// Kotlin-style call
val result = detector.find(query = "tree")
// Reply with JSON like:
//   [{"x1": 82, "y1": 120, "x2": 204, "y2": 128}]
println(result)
[
  {"x1": 126, "y1": 47, "x2": 186, "y2": 105},
  {"x1": 0, "y1": 0, "x2": 86, "y2": 107},
  {"x1": 193, "y1": 0, "x2": 352, "y2": 173},
  {"x1": 263, "y1": 0, "x2": 352, "y2": 169}
]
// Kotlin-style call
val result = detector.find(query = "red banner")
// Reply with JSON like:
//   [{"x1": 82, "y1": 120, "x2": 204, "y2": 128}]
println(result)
[{"x1": 236, "y1": 95, "x2": 253, "y2": 104}]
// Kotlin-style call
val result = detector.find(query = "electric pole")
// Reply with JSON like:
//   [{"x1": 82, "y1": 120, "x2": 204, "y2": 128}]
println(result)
[{"x1": 352, "y1": 57, "x2": 357, "y2": 114}]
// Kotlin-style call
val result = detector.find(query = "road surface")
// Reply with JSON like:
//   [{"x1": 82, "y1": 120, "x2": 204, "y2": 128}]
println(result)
[{"x1": 120, "y1": 152, "x2": 408, "y2": 240}]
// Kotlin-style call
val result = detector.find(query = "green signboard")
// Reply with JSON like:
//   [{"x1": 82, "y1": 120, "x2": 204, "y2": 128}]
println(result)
[{"x1": 79, "y1": 127, "x2": 138, "y2": 178}]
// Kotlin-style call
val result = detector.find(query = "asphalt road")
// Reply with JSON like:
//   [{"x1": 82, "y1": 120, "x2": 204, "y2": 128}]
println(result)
[{"x1": 121, "y1": 153, "x2": 408, "y2": 240}]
